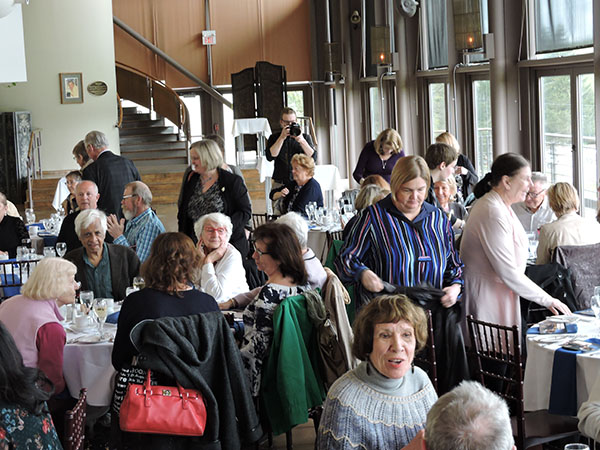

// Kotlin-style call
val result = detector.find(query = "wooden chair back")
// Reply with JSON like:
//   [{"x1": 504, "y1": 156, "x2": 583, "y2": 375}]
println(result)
[
  {"x1": 413, "y1": 308, "x2": 438, "y2": 392},
  {"x1": 64, "y1": 388, "x2": 87, "y2": 450}
]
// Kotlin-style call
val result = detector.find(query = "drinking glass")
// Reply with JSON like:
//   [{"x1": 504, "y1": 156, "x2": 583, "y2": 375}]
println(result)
[
  {"x1": 79, "y1": 290, "x2": 94, "y2": 314},
  {"x1": 56, "y1": 242, "x2": 67, "y2": 258},
  {"x1": 591, "y1": 295, "x2": 600, "y2": 321},
  {"x1": 594, "y1": 286, "x2": 600, "y2": 297},
  {"x1": 564, "y1": 444, "x2": 590, "y2": 450},
  {"x1": 25, "y1": 208, "x2": 35, "y2": 225},
  {"x1": 43, "y1": 247, "x2": 56, "y2": 258},
  {"x1": 16, "y1": 246, "x2": 26, "y2": 261},
  {"x1": 133, "y1": 276, "x2": 145, "y2": 290},
  {"x1": 93, "y1": 298, "x2": 108, "y2": 337}
]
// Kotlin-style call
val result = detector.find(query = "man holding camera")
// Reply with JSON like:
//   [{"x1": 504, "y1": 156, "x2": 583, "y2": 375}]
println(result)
[{"x1": 266, "y1": 107, "x2": 316, "y2": 189}]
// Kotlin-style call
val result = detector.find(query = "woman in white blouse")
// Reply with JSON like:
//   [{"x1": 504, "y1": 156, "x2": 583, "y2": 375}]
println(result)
[
  {"x1": 460, "y1": 153, "x2": 570, "y2": 331},
  {"x1": 536, "y1": 182, "x2": 600, "y2": 264},
  {"x1": 194, "y1": 212, "x2": 249, "y2": 303}
]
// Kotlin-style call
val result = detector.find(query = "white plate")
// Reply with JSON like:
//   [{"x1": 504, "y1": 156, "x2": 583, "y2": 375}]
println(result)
[{"x1": 69, "y1": 334, "x2": 111, "y2": 344}]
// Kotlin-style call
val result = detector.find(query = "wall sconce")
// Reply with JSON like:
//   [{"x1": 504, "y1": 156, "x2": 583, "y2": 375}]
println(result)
[
  {"x1": 453, "y1": 0, "x2": 483, "y2": 52},
  {"x1": 370, "y1": 26, "x2": 390, "y2": 65},
  {"x1": 0, "y1": 0, "x2": 29, "y2": 19}
]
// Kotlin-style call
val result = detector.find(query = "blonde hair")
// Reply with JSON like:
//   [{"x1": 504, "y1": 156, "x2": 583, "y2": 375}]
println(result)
[
  {"x1": 22, "y1": 258, "x2": 77, "y2": 300},
  {"x1": 435, "y1": 132, "x2": 461, "y2": 153},
  {"x1": 374, "y1": 129, "x2": 403, "y2": 156},
  {"x1": 291, "y1": 153, "x2": 315, "y2": 177},
  {"x1": 547, "y1": 182, "x2": 579, "y2": 217},
  {"x1": 190, "y1": 140, "x2": 224, "y2": 171},
  {"x1": 390, "y1": 156, "x2": 431, "y2": 201},
  {"x1": 355, "y1": 185, "x2": 388, "y2": 210}
]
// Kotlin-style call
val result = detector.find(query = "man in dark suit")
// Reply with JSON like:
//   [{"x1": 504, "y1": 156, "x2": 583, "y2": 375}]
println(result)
[{"x1": 82, "y1": 130, "x2": 141, "y2": 219}]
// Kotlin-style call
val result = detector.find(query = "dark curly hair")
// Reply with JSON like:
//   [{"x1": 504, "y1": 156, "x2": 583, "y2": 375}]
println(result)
[
  {"x1": 253, "y1": 222, "x2": 307, "y2": 285},
  {"x1": 141, "y1": 232, "x2": 201, "y2": 296},
  {"x1": 0, "y1": 322, "x2": 53, "y2": 414}
]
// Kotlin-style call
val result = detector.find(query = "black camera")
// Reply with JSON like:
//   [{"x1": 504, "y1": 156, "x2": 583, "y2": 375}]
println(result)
[{"x1": 288, "y1": 122, "x2": 302, "y2": 137}]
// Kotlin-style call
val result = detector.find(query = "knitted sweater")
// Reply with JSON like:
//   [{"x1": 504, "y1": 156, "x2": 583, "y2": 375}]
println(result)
[{"x1": 317, "y1": 361, "x2": 437, "y2": 450}]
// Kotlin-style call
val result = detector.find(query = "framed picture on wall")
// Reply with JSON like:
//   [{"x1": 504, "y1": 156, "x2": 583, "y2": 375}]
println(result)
[{"x1": 59, "y1": 73, "x2": 83, "y2": 104}]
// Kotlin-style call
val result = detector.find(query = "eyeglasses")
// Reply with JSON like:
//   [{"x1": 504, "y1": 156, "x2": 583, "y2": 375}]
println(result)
[
  {"x1": 526, "y1": 190, "x2": 546, "y2": 199},
  {"x1": 252, "y1": 241, "x2": 270, "y2": 256},
  {"x1": 204, "y1": 227, "x2": 227, "y2": 235},
  {"x1": 281, "y1": 119, "x2": 295, "y2": 126},
  {"x1": 122, "y1": 194, "x2": 137, "y2": 200}
]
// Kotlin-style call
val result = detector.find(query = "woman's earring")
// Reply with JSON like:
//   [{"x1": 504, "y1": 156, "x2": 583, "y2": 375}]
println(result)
[{"x1": 411, "y1": 362, "x2": 415, "y2": 374}]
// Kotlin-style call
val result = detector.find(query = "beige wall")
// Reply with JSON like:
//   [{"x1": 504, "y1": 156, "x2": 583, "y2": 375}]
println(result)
[{"x1": 0, "y1": 0, "x2": 119, "y2": 173}]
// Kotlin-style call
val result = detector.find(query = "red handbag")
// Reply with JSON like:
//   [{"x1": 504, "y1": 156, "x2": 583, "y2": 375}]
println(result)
[{"x1": 119, "y1": 370, "x2": 207, "y2": 436}]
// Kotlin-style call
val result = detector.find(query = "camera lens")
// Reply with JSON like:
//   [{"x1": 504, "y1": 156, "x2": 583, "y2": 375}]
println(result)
[{"x1": 289, "y1": 123, "x2": 302, "y2": 137}]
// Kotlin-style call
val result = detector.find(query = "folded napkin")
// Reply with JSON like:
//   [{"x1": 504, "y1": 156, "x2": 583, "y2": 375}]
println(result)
[
  {"x1": 106, "y1": 311, "x2": 120, "y2": 324},
  {"x1": 527, "y1": 323, "x2": 578, "y2": 334},
  {"x1": 549, "y1": 338, "x2": 600, "y2": 416}
]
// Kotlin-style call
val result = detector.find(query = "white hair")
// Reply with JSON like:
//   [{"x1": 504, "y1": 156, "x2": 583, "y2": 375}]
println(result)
[
  {"x1": 194, "y1": 212, "x2": 233, "y2": 242},
  {"x1": 74, "y1": 209, "x2": 107, "y2": 238},
  {"x1": 276, "y1": 212, "x2": 308, "y2": 249},
  {"x1": 426, "y1": 381, "x2": 514, "y2": 450}
]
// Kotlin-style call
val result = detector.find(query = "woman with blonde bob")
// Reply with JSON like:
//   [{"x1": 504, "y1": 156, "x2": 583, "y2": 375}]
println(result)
[
  {"x1": 353, "y1": 128, "x2": 405, "y2": 184},
  {"x1": 536, "y1": 182, "x2": 600, "y2": 264},
  {"x1": 178, "y1": 139, "x2": 252, "y2": 256},
  {"x1": 0, "y1": 257, "x2": 78, "y2": 396},
  {"x1": 270, "y1": 153, "x2": 323, "y2": 216},
  {"x1": 337, "y1": 155, "x2": 467, "y2": 393},
  {"x1": 317, "y1": 295, "x2": 437, "y2": 450},
  {"x1": 194, "y1": 212, "x2": 249, "y2": 303}
]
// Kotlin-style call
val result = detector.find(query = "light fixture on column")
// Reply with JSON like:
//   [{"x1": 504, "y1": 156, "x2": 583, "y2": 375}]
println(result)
[
  {"x1": 453, "y1": 0, "x2": 483, "y2": 52},
  {"x1": 0, "y1": 0, "x2": 29, "y2": 19},
  {"x1": 370, "y1": 26, "x2": 390, "y2": 66}
]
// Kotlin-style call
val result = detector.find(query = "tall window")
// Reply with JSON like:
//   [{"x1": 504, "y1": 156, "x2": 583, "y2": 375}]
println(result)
[
  {"x1": 534, "y1": 0, "x2": 593, "y2": 55},
  {"x1": 421, "y1": 0, "x2": 448, "y2": 69},
  {"x1": 539, "y1": 71, "x2": 596, "y2": 217},
  {"x1": 472, "y1": 80, "x2": 492, "y2": 176},
  {"x1": 540, "y1": 75, "x2": 572, "y2": 183},
  {"x1": 428, "y1": 83, "x2": 447, "y2": 144},
  {"x1": 180, "y1": 94, "x2": 203, "y2": 143},
  {"x1": 369, "y1": 86, "x2": 382, "y2": 140},
  {"x1": 287, "y1": 90, "x2": 305, "y2": 117}
]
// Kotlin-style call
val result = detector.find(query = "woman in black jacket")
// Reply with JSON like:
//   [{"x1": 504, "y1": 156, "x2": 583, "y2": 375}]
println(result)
[
  {"x1": 0, "y1": 192, "x2": 29, "y2": 259},
  {"x1": 178, "y1": 139, "x2": 252, "y2": 257}
]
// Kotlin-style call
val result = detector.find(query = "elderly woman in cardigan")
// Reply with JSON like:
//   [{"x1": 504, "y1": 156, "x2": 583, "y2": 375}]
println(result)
[
  {"x1": 194, "y1": 212, "x2": 249, "y2": 303},
  {"x1": 317, "y1": 295, "x2": 437, "y2": 450}
]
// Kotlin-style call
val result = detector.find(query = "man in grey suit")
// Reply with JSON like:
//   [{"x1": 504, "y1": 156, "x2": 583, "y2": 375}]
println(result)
[{"x1": 82, "y1": 130, "x2": 141, "y2": 220}]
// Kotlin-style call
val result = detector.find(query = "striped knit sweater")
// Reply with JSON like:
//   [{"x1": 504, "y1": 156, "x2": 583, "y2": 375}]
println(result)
[
  {"x1": 317, "y1": 361, "x2": 437, "y2": 449},
  {"x1": 335, "y1": 196, "x2": 463, "y2": 291}
]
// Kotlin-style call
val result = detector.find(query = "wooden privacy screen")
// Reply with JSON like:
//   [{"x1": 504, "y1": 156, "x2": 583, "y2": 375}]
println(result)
[{"x1": 113, "y1": 0, "x2": 312, "y2": 88}]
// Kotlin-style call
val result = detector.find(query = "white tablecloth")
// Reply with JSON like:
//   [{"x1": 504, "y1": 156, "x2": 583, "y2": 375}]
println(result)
[
  {"x1": 63, "y1": 322, "x2": 117, "y2": 406},
  {"x1": 52, "y1": 177, "x2": 69, "y2": 211},
  {"x1": 307, "y1": 225, "x2": 342, "y2": 262},
  {"x1": 523, "y1": 315, "x2": 600, "y2": 412},
  {"x1": 232, "y1": 118, "x2": 271, "y2": 138}
]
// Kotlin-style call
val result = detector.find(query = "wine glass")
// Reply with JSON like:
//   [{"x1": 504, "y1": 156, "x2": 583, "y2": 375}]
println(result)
[
  {"x1": 79, "y1": 290, "x2": 94, "y2": 314},
  {"x1": 133, "y1": 276, "x2": 145, "y2": 290},
  {"x1": 93, "y1": 298, "x2": 108, "y2": 337},
  {"x1": 56, "y1": 242, "x2": 67, "y2": 258}
]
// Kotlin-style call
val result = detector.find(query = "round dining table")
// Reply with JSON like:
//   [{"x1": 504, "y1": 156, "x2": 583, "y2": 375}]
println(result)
[
  {"x1": 63, "y1": 321, "x2": 117, "y2": 407},
  {"x1": 523, "y1": 314, "x2": 600, "y2": 415}
]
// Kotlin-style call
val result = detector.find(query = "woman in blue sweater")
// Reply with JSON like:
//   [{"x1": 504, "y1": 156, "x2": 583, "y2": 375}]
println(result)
[{"x1": 270, "y1": 153, "x2": 323, "y2": 216}]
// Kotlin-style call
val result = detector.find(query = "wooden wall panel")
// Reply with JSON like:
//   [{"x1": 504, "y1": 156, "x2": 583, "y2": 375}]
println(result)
[{"x1": 113, "y1": 0, "x2": 311, "y2": 88}]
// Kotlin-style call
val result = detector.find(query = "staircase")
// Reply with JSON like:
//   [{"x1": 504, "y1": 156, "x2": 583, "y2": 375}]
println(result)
[{"x1": 119, "y1": 106, "x2": 188, "y2": 173}]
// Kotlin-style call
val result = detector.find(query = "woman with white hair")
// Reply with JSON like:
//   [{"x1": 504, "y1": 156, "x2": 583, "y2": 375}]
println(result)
[
  {"x1": 0, "y1": 257, "x2": 79, "y2": 396},
  {"x1": 64, "y1": 209, "x2": 140, "y2": 301},
  {"x1": 194, "y1": 212, "x2": 249, "y2": 303},
  {"x1": 178, "y1": 139, "x2": 252, "y2": 257}
]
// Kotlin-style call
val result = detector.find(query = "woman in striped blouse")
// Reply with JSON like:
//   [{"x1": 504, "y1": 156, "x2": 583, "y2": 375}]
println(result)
[{"x1": 336, "y1": 155, "x2": 466, "y2": 393}]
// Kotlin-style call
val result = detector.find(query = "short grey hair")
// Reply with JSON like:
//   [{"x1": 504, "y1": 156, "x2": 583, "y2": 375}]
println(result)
[
  {"x1": 126, "y1": 181, "x2": 152, "y2": 207},
  {"x1": 531, "y1": 171, "x2": 549, "y2": 187},
  {"x1": 74, "y1": 209, "x2": 107, "y2": 238},
  {"x1": 84, "y1": 130, "x2": 109, "y2": 149},
  {"x1": 190, "y1": 140, "x2": 223, "y2": 171},
  {"x1": 276, "y1": 212, "x2": 308, "y2": 249},
  {"x1": 194, "y1": 212, "x2": 233, "y2": 242},
  {"x1": 426, "y1": 381, "x2": 514, "y2": 450}
]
